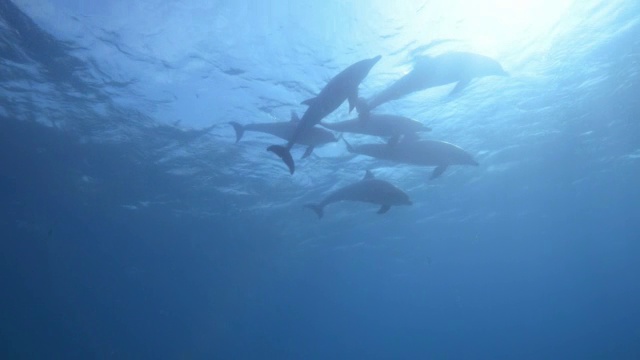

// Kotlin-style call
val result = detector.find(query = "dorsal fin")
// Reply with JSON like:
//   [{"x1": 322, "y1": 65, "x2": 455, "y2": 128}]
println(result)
[
  {"x1": 364, "y1": 170, "x2": 375, "y2": 180},
  {"x1": 290, "y1": 111, "x2": 300, "y2": 123}
]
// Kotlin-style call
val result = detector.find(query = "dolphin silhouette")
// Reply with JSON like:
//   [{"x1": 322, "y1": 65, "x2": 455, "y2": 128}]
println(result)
[
  {"x1": 304, "y1": 170, "x2": 412, "y2": 219},
  {"x1": 345, "y1": 138, "x2": 478, "y2": 180},
  {"x1": 268, "y1": 55, "x2": 381, "y2": 174},
  {"x1": 321, "y1": 113, "x2": 431, "y2": 138},
  {"x1": 229, "y1": 111, "x2": 337, "y2": 158},
  {"x1": 359, "y1": 51, "x2": 507, "y2": 116}
]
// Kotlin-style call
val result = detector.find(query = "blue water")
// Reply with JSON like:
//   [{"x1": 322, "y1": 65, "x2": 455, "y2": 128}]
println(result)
[{"x1": 2, "y1": 0, "x2": 640, "y2": 358}]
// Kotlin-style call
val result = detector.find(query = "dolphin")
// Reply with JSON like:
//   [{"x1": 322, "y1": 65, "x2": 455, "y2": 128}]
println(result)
[
  {"x1": 359, "y1": 51, "x2": 507, "y2": 116},
  {"x1": 267, "y1": 55, "x2": 382, "y2": 174},
  {"x1": 344, "y1": 138, "x2": 478, "y2": 180},
  {"x1": 320, "y1": 113, "x2": 431, "y2": 138},
  {"x1": 304, "y1": 170, "x2": 412, "y2": 219},
  {"x1": 229, "y1": 111, "x2": 337, "y2": 158}
]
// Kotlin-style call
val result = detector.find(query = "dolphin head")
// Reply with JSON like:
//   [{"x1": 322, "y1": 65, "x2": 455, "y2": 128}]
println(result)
[
  {"x1": 370, "y1": 54, "x2": 382, "y2": 64},
  {"x1": 351, "y1": 55, "x2": 382, "y2": 82}
]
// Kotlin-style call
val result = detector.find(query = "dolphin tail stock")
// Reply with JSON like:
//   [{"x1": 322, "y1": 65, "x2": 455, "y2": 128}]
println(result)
[
  {"x1": 228, "y1": 122, "x2": 245, "y2": 143},
  {"x1": 304, "y1": 203, "x2": 324, "y2": 219},
  {"x1": 267, "y1": 144, "x2": 295, "y2": 175},
  {"x1": 355, "y1": 97, "x2": 370, "y2": 122}
]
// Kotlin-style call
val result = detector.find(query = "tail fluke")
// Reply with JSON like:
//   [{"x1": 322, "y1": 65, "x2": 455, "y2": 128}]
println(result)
[
  {"x1": 228, "y1": 122, "x2": 245, "y2": 143},
  {"x1": 304, "y1": 204, "x2": 324, "y2": 219},
  {"x1": 267, "y1": 145, "x2": 295, "y2": 175}
]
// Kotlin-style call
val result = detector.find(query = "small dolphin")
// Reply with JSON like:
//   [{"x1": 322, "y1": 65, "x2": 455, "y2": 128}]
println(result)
[
  {"x1": 268, "y1": 55, "x2": 382, "y2": 174},
  {"x1": 304, "y1": 170, "x2": 412, "y2": 219},
  {"x1": 229, "y1": 111, "x2": 337, "y2": 158},
  {"x1": 359, "y1": 52, "x2": 507, "y2": 115},
  {"x1": 320, "y1": 113, "x2": 431, "y2": 138},
  {"x1": 345, "y1": 138, "x2": 478, "y2": 179}
]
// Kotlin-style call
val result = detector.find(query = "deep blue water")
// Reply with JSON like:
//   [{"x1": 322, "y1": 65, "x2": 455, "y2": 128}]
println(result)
[{"x1": 2, "y1": 0, "x2": 640, "y2": 359}]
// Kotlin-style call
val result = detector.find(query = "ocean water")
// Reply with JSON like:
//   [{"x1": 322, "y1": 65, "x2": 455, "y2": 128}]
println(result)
[{"x1": 1, "y1": 0, "x2": 639, "y2": 358}]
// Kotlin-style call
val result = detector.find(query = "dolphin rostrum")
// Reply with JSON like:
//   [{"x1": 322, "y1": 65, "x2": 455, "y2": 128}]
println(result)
[
  {"x1": 358, "y1": 52, "x2": 507, "y2": 116},
  {"x1": 304, "y1": 170, "x2": 412, "y2": 219},
  {"x1": 268, "y1": 55, "x2": 381, "y2": 174},
  {"x1": 320, "y1": 113, "x2": 431, "y2": 138},
  {"x1": 229, "y1": 111, "x2": 337, "y2": 158},
  {"x1": 345, "y1": 138, "x2": 478, "y2": 180}
]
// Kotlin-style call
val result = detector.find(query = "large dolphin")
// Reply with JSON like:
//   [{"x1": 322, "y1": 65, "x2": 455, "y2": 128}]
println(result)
[
  {"x1": 345, "y1": 138, "x2": 478, "y2": 180},
  {"x1": 304, "y1": 170, "x2": 412, "y2": 219},
  {"x1": 268, "y1": 55, "x2": 382, "y2": 174},
  {"x1": 229, "y1": 111, "x2": 337, "y2": 158},
  {"x1": 359, "y1": 51, "x2": 507, "y2": 115},
  {"x1": 320, "y1": 113, "x2": 431, "y2": 138}
]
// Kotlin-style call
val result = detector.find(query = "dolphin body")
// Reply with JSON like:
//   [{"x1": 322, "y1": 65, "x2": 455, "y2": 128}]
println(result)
[
  {"x1": 359, "y1": 52, "x2": 507, "y2": 116},
  {"x1": 320, "y1": 113, "x2": 431, "y2": 138},
  {"x1": 345, "y1": 138, "x2": 478, "y2": 180},
  {"x1": 268, "y1": 55, "x2": 382, "y2": 174},
  {"x1": 304, "y1": 170, "x2": 412, "y2": 219},
  {"x1": 229, "y1": 112, "x2": 336, "y2": 158}
]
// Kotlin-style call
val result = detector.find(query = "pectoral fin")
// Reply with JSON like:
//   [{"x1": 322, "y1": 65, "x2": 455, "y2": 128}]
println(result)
[
  {"x1": 377, "y1": 204, "x2": 391, "y2": 214},
  {"x1": 449, "y1": 78, "x2": 471, "y2": 96},
  {"x1": 301, "y1": 146, "x2": 314, "y2": 159},
  {"x1": 348, "y1": 90, "x2": 359, "y2": 113},
  {"x1": 430, "y1": 165, "x2": 448, "y2": 180}
]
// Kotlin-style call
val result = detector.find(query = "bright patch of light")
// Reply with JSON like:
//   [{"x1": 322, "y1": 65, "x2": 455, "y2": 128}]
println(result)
[
  {"x1": 375, "y1": 0, "x2": 575, "y2": 59},
  {"x1": 451, "y1": 0, "x2": 575, "y2": 55}
]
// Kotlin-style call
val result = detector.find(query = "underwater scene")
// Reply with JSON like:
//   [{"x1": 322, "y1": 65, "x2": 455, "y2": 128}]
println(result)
[{"x1": 1, "y1": 0, "x2": 639, "y2": 358}]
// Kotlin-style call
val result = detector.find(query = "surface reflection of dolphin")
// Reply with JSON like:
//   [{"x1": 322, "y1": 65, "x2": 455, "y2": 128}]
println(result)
[
  {"x1": 344, "y1": 138, "x2": 478, "y2": 180},
  {"x1": 359, "y1": 51, "x2": 508, "y2": 116}
]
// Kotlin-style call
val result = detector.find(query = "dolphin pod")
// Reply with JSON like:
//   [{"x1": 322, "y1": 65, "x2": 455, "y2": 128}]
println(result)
[
  {"x1": 304, "y1": 170, "x2": 412, "y2": 219},
  {"x1": 358, "y1": 51, "x2": 508, "y2": 117},
  {"x1": 344, "y1": 138, "x2": 479, "y2": 180},
  {"x1": 229, "y1": 111, "x2": 337, "y2": 159},
  {"x1": 225, "y1": 50, "x2": 506, "y2": 218},
  {"x1": 267, "y1": 55, "x2": 382, "y2": 174}
]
